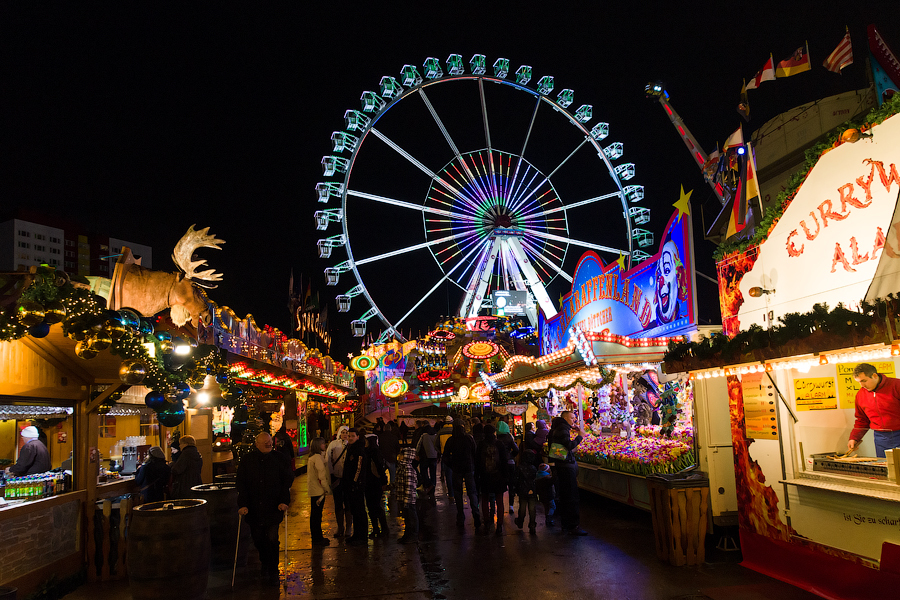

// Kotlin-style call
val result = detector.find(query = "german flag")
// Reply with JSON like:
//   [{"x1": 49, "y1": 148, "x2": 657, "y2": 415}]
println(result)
[{"x1": 776, "y1": 43, "x2": 811, "y2": 77}]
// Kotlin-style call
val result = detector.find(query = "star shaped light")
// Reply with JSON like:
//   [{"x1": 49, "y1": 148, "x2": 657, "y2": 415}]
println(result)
[
  {"x1": 616, "y1": 252, "x2": 627, "y2": 271},
  {"x1": 674, "y1": 186, "x2": 692, "y2": 221}
]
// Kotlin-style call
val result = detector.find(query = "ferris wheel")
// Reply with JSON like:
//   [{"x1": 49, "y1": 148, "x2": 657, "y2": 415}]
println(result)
[{"x1": 315, "y1": 54, "x2": 650, "y2": 343}]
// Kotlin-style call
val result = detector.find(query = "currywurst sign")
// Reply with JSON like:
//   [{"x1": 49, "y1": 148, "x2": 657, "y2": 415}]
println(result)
[
  {"x1": 540, "y1": 210, "x2": 697, "y2": 354},
  {"x1": 737, "y1": 113, "x2": 900, "y2": 330}
]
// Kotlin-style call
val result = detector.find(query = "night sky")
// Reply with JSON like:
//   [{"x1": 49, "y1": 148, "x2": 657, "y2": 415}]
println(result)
[{"x1": 4, "y1": 2, "x2": 898, "y2": 361}]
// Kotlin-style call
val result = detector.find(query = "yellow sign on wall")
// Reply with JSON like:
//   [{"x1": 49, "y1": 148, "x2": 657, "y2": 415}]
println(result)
[
  {"x1": 793, "y1": 377, "x2": 837, "y2": 411},
  {"x1": 837, "y1": 361, "x2": 896, "y2": 410}
]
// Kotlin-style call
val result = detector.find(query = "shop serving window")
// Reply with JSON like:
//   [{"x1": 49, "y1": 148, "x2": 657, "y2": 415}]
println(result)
[
  {"x1": 99, "y1": 416, "x2": 116, "y2": 438},
  {"x1": 139, "y1": 412, "x2": 158, "y2": 437}
]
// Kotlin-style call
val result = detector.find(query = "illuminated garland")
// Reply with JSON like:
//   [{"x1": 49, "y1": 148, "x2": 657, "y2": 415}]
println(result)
[{"x1": 494, "y1": 372, "x2": 617, "y2": 405}]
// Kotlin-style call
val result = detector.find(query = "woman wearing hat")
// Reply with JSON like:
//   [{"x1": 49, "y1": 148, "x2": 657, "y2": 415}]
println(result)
[
  {"x1": 134, "y1": 447, "x2": 172, "y2": 503},
  {"x1": 8, "y1": 425, "x2": 50, "y2": 476}
]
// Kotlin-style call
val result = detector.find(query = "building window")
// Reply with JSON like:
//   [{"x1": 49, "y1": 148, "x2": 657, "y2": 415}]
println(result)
[
  {"x1": 65, "y1": 261, "x2": 74, "y2": 268},
  {"x1": 17, "y1": 241, "x2": 29, "y2": 248},
  {"x1": 50, "y1": 248, "x2": 60, "y2": 254},
  {"x1": 99, "y1": 416, "x2": 116, "y2": 438},
  {"x1": 33, "y1": 244, "x2": 45, "y2": 252},
  {"x1": 140, "y1": 413, "x2": 158, "y2": 437},
  {"x1": 50, "y1": 259, "x2": 58, "y2": 265},
  {"x1": 34, "y1": 233, "x2": 45, "y2": 240},
  {"x1": 65, "y1": 239, "x2": 74, "y2": 246},
  {"x1": 50, "y1": 236, "x2": 60, "y2": 243},
  {"x1": 19, "y1": 253, "x2": 29, "y2": 260}
]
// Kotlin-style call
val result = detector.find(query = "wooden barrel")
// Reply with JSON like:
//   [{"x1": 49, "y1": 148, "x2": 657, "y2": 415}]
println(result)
[
  {"x1": 127, "y1": 500, "x2": 210, "y2": 600},
  {"x1": 190, "y1": 484, "x2": 251, "y2": 569}
]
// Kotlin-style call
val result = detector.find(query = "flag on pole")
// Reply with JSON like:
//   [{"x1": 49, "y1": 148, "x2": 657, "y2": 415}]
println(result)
[
  {"x1": 737, "y1": 80, "x2": 750, "y2": 121},
  {"x1": 745, "y1": 55, "x2": 776, "y2": 90},
  {"x1": 824, "y1": 31, "x2": 853, "y2": 73},
  {"x1": 724, "y1": 126, "x2": 744, "y2": 149},
  {"x1": 776, "y1": 43, "x2": 811, "y2": 77}
]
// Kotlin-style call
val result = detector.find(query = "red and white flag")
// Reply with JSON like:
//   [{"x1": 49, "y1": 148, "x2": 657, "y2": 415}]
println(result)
[
  {"x1": 745, "y1": 55, "x2": 775, "y2": 90},
  {"x1": 824, "y1": 31, "x2": 853, "y2": 73}
]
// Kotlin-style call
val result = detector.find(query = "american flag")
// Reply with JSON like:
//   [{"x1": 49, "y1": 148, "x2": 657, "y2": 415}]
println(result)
[{"x1": 824, "y1": 31, "x2": 853, "y2": 73}]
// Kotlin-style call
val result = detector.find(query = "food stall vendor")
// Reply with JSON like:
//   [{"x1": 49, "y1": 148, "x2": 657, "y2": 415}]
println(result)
[
  {"x1": 847, "y1": 363, "x2": 900, "y2": 457},
  {"x1": 6, "y1": 426, "x2": 51, "y2": 475}
]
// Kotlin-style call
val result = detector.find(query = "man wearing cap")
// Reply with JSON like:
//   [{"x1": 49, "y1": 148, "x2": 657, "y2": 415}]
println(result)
[{"x1": 9, "y1": 426, "x2": 51, "y2": 475}]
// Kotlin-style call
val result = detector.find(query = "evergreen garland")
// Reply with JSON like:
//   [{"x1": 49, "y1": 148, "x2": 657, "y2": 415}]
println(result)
[{"x1": 713, "y1": 93, "x2": 900, "y2": 262}]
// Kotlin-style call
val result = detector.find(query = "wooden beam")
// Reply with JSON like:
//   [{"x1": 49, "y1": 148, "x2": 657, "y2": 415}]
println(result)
[
  {"x1": 85, "y1": 383, "x2": 128, "y2": 414},
  {"x1": 20, "y1": 336, "x2": 92, "y2": 385}
]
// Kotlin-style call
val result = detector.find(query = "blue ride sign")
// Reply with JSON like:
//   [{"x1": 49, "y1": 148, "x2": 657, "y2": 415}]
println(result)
[{"x1": 540, "y1": 209, "x2": 697, "y2": 355}]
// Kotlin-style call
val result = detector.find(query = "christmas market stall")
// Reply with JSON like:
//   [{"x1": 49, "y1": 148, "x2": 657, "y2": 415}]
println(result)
[
  {"x1": 489, "y1": 208, "x2": 707, "y2": 511},
  {"x1": 0, "y1": 225, "x2": 354, "y2": 597},
  {"x1": 663, "y1": 99, "x2": 900, "y2": 597}
]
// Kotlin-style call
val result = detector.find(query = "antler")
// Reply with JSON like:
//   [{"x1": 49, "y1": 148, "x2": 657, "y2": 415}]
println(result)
[{"x1": 171, "y1": 224, "x2": 225, "y2": 284}]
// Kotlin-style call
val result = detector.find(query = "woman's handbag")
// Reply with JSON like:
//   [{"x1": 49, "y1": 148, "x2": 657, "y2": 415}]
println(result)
[{"x1": 548, "y1": 443, "x2": 569, "y2": 461}]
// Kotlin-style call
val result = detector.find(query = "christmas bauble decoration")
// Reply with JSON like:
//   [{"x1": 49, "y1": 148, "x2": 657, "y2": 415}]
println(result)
[
  {"x1": 215, "y1": 372, "x2": 229, "y2": 385},
  {"x1": 155, "y1": 331, "x2": 172, "y2": 342},
  {"x1": 70, "y1": 327, "x2": 89, "y2": 342},
  {"x1": 74, "y1": 341, "x2": 98, "y2": 360},
  {"x1": 88, "y1": 331, "x2": 113, "y2": 352},
  {"x1": 157, "y1": 403, "x2": 186, "y2": 427},
  {"x1": 172, "y1": 381, "x2": 191, "y2": 400},
  {"x1": 119, "y1": 359, "x2": 147, "y2": 384},
  {"x1": 43, "y1": 301, "x2": 67, "y2": 324},
  {"x1": 139, "y1": 319, "x2": 154, "y2": 337},
  {"x1": 29, "y1": 323, "x2": 51, "y2": 338},
  {"x1": 105, "y1": 318, "x2": 127, "y2": 339},
  {"x1": 190, "y1": 377, "x2": 206, "y2": 391},
  {"x1": 117, "y1": 308, "x2": 141, "y2": 332},
  {"x1": 17, "y1": 301, "x2": 45, "y2": 326},
  {"x1": 159, "y1": 338, "x2": 174, "y2": 354},
  {"x1": 144, "y1": 390, "x2": 167, "y2": 411}
]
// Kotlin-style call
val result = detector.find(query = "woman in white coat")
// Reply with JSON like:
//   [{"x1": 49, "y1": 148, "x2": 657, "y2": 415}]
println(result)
[{"x1": 308, "y1": 437, "x2": 332, "y2": 546}]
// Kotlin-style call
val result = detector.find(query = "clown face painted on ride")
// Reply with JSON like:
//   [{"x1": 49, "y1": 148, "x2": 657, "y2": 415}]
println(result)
[{"x1": 654, "y1": 240, "x2": 683, "y2": 324}]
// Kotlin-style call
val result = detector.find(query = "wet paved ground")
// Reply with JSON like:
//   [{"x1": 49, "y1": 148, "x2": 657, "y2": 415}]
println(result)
[{"x1": 63, "y1": 465, "x2": 823, "y2": 600}]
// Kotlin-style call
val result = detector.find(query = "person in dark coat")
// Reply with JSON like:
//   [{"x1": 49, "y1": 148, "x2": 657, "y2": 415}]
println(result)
[
  {"x1": 170, "y1": 435, "x2": 203, "y2": 499},
  {"x1": 237, "y1": 432, "x2": 294, "y2": 586},
  {"x1": 549, "y1": 412, "x2": 587, "y2": 536},
  {"x1": 273, "y1": 422, "x2": 295, "y2": 468},
  {"x1": 134, "y1": 446, "x2": 171, "y2": 503},
  {"x1": 442, "y1": 423, "x2": 481, "y2": 528},
  {"x1": 364, "y1": 434, "x2": 389, "y2": 538},
  {"x1": 398, "y1": 421, "x2": 409, "y2": 446},
  {"x1": 342, "y1": 428, "x2": 369, "y2": 546},
  {"x1": 377, "y1": 421, "x2": 400, "y2": 495},
  {"x1": 8, "y1": 426, "x2": 50, "y2": 475},
  {"x1": 475, "y1": 425, "x2": 510, "y2": 535},
  {"x1": 529, "y1": 419, "x2": 550, "y2": 453}
]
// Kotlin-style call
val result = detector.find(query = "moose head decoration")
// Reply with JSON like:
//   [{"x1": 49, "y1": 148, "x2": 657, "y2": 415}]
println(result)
[{"x1": 109, "y1": 225, "x2": 225, "y2": 327}]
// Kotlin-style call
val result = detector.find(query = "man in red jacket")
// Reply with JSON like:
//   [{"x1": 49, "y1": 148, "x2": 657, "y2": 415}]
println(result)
[{"x1": 847, "y1": 363, "x2": 900, "y2": 457}]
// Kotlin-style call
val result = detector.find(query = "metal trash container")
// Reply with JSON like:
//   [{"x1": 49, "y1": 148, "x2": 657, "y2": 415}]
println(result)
[{"x1": 646, "y1": 471, "x2": 709, "y2": 566}]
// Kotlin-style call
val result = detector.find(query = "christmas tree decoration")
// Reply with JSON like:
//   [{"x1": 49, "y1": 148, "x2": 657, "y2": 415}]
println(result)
[
  {"x1": 17, "y1": 301, "x2": 46, "y2": 326},
  {"x1": 144, "y1": 390, "x2": 167, "y2": 411},
  {"x1": 74, "y1": 340, "x2": 98, "y2": 360},
  {"x1": 104, "y1": 317, "x2": 127, "y2": 339},
  {"x1": 157, "y1": 403, "x2": 186, "y2": 427},
  {"x1": 119, "y1": 359, "x2": 148, "y2": 385},
  {"x1": 117, "y1": 308, "x2": 141, "y2": 333},
  {"x1": 28, "y1": 323, "x2": 51, "y2": 338},
  {"x1": 138, "y1": 318, "x2": 154, "y2": 337},
  {"x1": 43, "y1": 300, "x2": 67, "y2": 324},
  {"x1": 172, "y1": 381, "x2": 191, "y2": 400},
  {"x1": 88, "y1": 331, "x2": 113, "y2": 352}
]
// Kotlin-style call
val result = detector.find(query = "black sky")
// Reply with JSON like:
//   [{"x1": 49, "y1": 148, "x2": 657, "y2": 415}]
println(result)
[{"x1": 4, "y1": 2, "x2": 898, "y2": 361}]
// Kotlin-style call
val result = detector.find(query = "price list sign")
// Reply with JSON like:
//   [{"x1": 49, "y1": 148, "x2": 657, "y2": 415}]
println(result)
[
  {"x1": 793, "y1": 377, "x2": 837, "y2": 411},
  {"x1": 837, "y1": 361, "x2": 896, "y2": 409},
  {"x1": 742, "y1": 372, "x2": 778, "y2": 439}
]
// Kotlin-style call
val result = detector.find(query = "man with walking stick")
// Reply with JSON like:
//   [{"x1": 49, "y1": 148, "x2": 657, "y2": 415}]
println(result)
[{"x1": 237, "y1": 432, "x2": 294, "y2": 587}]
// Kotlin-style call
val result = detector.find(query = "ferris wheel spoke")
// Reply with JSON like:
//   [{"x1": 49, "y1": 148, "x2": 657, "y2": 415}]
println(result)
[
  {"x1": 545, "y1": 138, "x2": 590, "y2": 181},
  {"x1": 355, "y1": 232, "x2": 472, "y2": 266},
  {"x1": 391, "y1": 236, "x2": 487, "y2": 330},
  {"x1": 347, "y1": 189, "x2": 476, "y2": 222},
  {"x1": 370, "y1": 127, "x2": 482, "y2": 212},
  {"x1": 526, "y1": 229, "x2": 625, "y2": 256},
  {"x1": 521, "y1": 238, "x2": 570, "y2": 282},
  {"x1": 518, "y1": 190, "x2": 622, "y2": 221}
]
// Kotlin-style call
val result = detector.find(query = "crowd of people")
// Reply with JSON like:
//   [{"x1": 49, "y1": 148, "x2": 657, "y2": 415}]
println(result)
[{"x1": 305, "y1": 410, "x2": 589, "y2": 548}]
